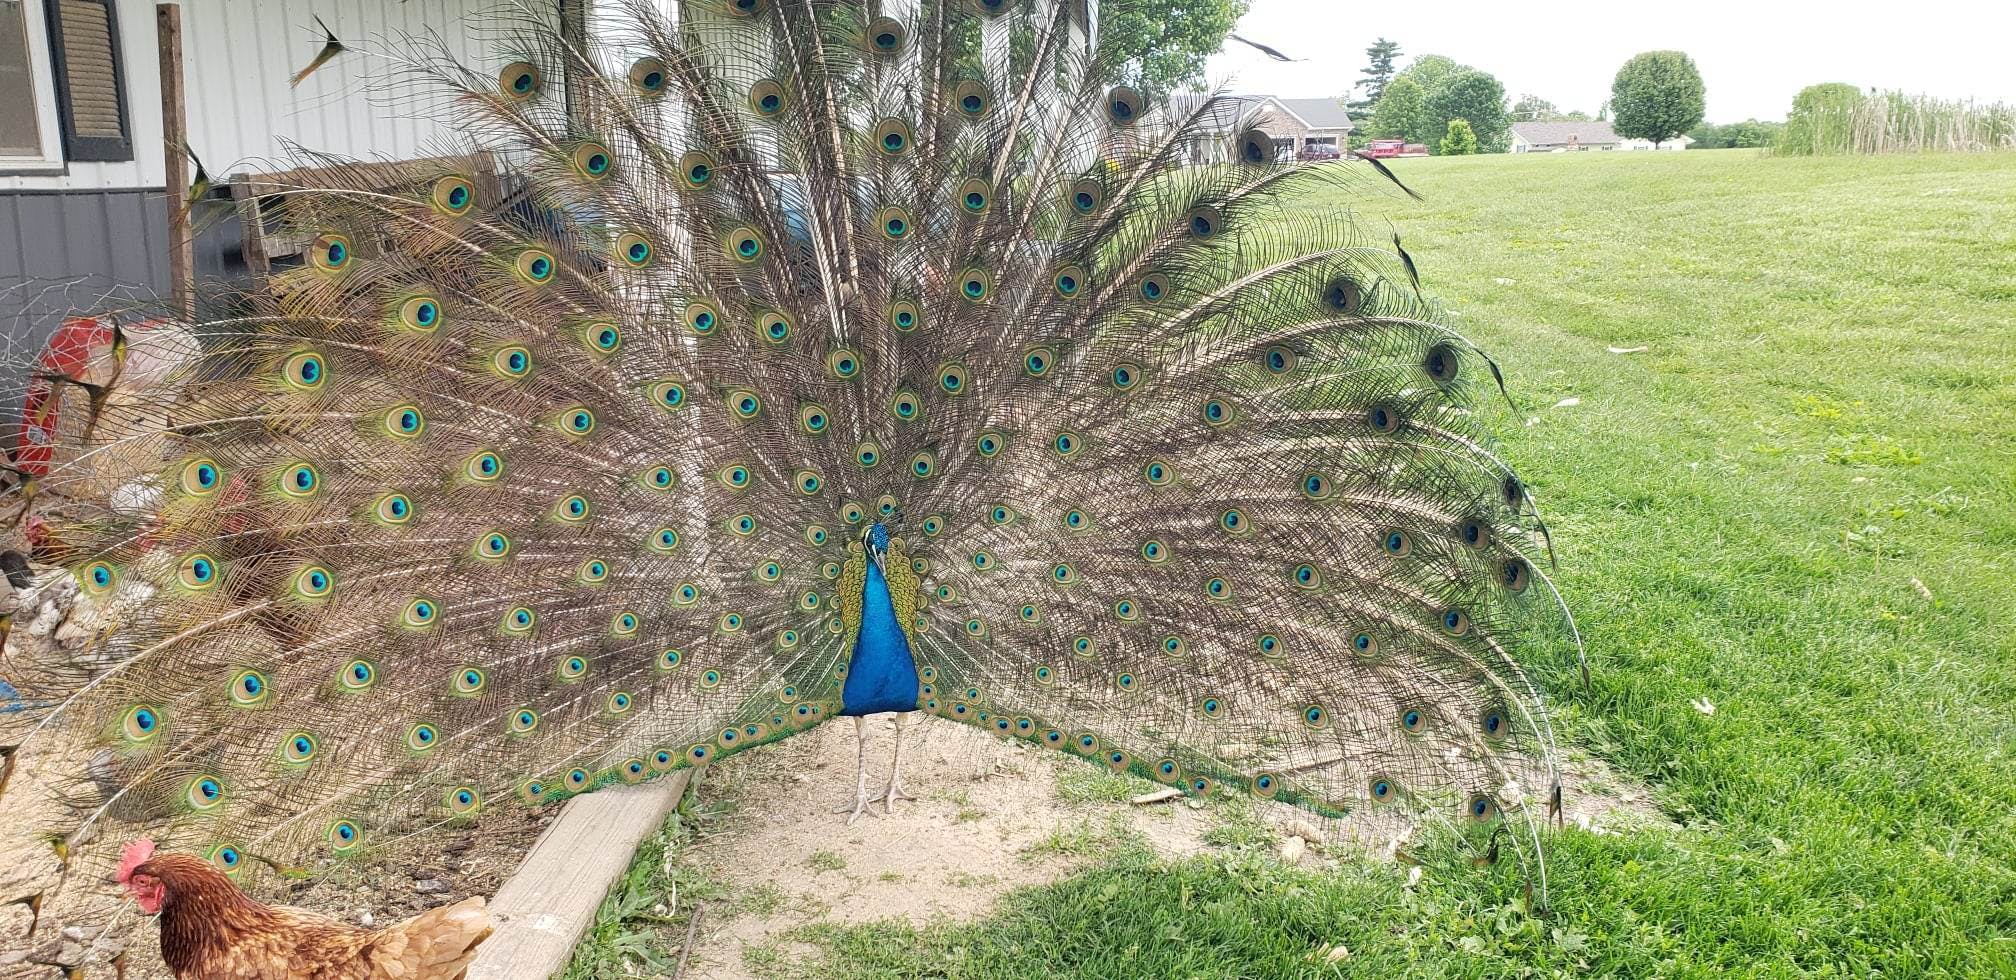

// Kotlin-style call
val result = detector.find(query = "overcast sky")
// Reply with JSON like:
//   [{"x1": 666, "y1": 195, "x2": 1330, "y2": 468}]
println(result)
[{"x1": 1203, "y1": 0, "x2": 2016, "y2": 123}]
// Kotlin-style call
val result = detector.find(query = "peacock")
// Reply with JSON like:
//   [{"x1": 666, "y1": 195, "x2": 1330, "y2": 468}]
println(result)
[{"x1": 0, "y1": 0, "x2": 1579, "y2": 962}]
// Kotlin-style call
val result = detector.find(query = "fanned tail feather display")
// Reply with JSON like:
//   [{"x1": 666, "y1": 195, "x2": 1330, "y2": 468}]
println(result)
[{"x1": 0, "y1": 0, "x2": 1577, "y2": 957}]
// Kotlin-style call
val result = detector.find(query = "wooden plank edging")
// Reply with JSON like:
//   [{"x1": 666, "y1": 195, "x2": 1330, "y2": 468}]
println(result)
[{"x1": 467, "y1": 770, "x2": 693, "y2": 979}]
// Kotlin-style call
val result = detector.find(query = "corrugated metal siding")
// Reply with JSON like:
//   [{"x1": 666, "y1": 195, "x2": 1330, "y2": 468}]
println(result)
[{"x1": 0, "y1": 187, "x2": 167, "y2": 364}]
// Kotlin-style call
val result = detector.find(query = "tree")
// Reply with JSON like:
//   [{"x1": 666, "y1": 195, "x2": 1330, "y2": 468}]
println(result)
[
  {"x1": 1350, "y1": 38, "x2": 1403, "y2": 111},
  {"x1": 1511, "y1": 93, "x2": 1558, "y2": 121},
  {"x1": 1779, "y1": 82, "x2": 1863, "y2": 155},
  {"x1": 1439, "y1": 118, "x2": 1479, "y2": 155},
  {"x1": 1099, "y1": 0, "x2": 1252, "y2": 92},
  {"x1": 1395, "y1": 54, "x2": 1465, "y2": 94},
  {"x1": 1368, "y1": 75, "x2": 1427, "y2": 142},
  {"x1": 1610, "y1": 50, "x2": 1706, "y2": 147},
  {"x1": 1423, "y1": 69, "x2": 1509, "y2": 152}
]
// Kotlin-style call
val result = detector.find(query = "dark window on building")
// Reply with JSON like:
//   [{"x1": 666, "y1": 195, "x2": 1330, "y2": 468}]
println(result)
[
  {"x1": 45, "y1": 0, "x2": 130, "y2": 162},
  {"x1": 0, "y1": 1, "x2": 43, "y2": 156}
]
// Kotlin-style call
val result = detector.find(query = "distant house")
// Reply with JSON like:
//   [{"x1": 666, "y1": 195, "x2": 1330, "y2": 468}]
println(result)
[
  {"x1": 1163, "y1": 94, "x2": 1356, "y2": 163},
  {"x1": 1510, "y1": 120, "x2": 1693, "y2": 152}
]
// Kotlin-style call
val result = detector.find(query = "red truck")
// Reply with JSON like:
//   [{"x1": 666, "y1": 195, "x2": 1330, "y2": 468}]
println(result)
[{"x1": 1361, "y1": 138, "x2": 1431, "y2": 158}]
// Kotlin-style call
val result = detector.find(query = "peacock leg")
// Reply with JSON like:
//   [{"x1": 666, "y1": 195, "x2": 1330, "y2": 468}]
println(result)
[
  {"x1": 871, "y1": 711, "x2": 919, "y2": 813},
  {"x1": 833, "y1": 716, "x2": 875, "y2": 825}
]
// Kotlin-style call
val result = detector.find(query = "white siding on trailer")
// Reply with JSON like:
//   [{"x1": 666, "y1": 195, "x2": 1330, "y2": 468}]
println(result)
[{"x1": 2, "y1": 0, "x2": 513, "y2": 193}]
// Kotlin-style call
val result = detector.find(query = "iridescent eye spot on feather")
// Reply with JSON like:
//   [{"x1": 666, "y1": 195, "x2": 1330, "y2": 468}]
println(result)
[
  {"x1": 209, "y1": 844, "x2": 243, "y2": 873},
  {"x1": 1052, "y1": 431, "x2": 1083, "y2": 457},
  {"x1": 1024, "y1": 346, "x2": 1056, "y2": 377},
  {"x1": 1205, "y1": 577, "x2": 1230, "y2": 601},
  {"x1": 876, "y1": 206, "x2": 912, "y2": 240},
  {"x1": 970, "y1": 550, "x2": 995, "y2": 570},
  {"x1": 730, "y1": 514, "x2": 758, "y2": 536},
  {"x1": 1381, "y1": 529, "x2": 1412, "y2": 557},
  {"x1": 1163, "y1": 635, "x2": 1189, "y2": 658},
  {"x1": 921, "y1": 515, "x2": 945, "y2": 536},
  {"x1": 1072, "y1": 635, "x2": 1095, "y2": 658},
  {"x1": 938, "y1": 362, "x2": 969, "y2": 394},
  {"x1": 340, "y1": 659, "x2": 375, "y2": 691},
  {"x1": 1424, "y1": 342, "x2": 1461, "y2": 384},
  {"x1": 749, "y1": 79, "x2": 788, "y2": 116},
  {"x1": 889, "y1": 390, "x2": 922, "y2": 421},
  {"x1": 122, "y1": 704, "x2": 161, "y2": 741},
  {"x1": 515, "y1": 249, "x2": 555, "y2": 284},
  {"x1": 510, "y1": 708, "x2": 539, "y2": 734},
  {"x1": 383, "y1": 403, "x2": 425, "y2": 439},
  {"x1": 1467, "y1": 794, "x2": 1499, "y2": 822},
  {"x1": 498, "y1": 61, "x2": 540, "y2": 100},
  {"x1": 1290, "y1": 563, "x2": 1321, "y2": 589},
  {"x1": 659, "y1": 648, "x2": 683, "y2": 671},
  {"x1": 873, "y1": 117, "x2": 913, "y2": 154},
  {"x1": 430, "y1": 176, "x2": 474, "y2": 215},
  {"x1": 725, "y1": 226, "x2": 765, "y2": 262},
  {"x1": 727, "y1": 0, "x2": 764, "y2": 16},
  {"x1": 1070, "y1": 178, "x2": 1103, "y2": 214},
  {"x1": 1051, "y1": 563, "x2": 1077, "y2": 585},
  {"x1": 1202, "y1": 396, "x2": 1234, "y2": 426},
  {"x1": 1257, "y1": 632, "x2": 1281, "y2": 656},
  {"x1": 839, "y1": 502, "x2": 866, "y2": 525},
  {"x1": 1501, "y1": 558, "x2": 1532, "y2": 592},
  {"x1": 81, "y1": 561, "x2": 117, "y2": 594},
  {"x1": 454, "y1": 667, "x2": 486, "y2": 695},
  {"x1": 178, "y1": 553, "x2": 219, "y2": 590},
  {"x1": 1352, "y1": 632, "x2": 1379, "y2": 657},
  {"x1": 1110, "y1": 362, "x2": 1143, "y2": 391},
  {"x1": 310, "y1": 233, "x2": 350, "y2": 273},
  {"x1": 1062, "y1": 508, "x2": 1090, "y2": 531},
  {"x1": 187, "y1": 776, "x2": 225, "y2": 810},
  {"x1": 179, "y1": 457, "x2": 221, "y2": 495},
  {"x1": 1200, "y1": 696, "x2": 1225, "y2": 720},
  {"x1": 722, "y1": 389, "x2": 761, "y2": 420},
  {"x1": 1113, "y1": 598, "x2": 1140, "y2": 621},
  {"x1": 799, "y1": 589, "x2": 823, "y2": 609},
  {"x1": 851, "y1": 442, "x2": 882, "y2": 469},
  {"x1": 759, "y1": 310, "x2": 792, "y2": 343},
  {"x1": 652, "y1": 527, "x2": 679, "y2": 552},
  {"x1": 958, "y1": 269, "x2": 990, "y2": 303},
  {"x1": 972, "y1": 430, "x2": 1006, "y2": 459},
  {"x1": 620, "y1": 758, "x2": 647, "y2": 783},
  {"x1": 753, "y1": 560, "x2": 782, "y2": 583},
  {"x1": 963, "y1": 619, "x2": 986, "y2": 637},
  {"x1": 889, "y1": 300, "x2": 921, "y2": 331},
  {"x1": 1185, "y1": 205, "x2": 1222, "y2": 239},
  {"x1": 560, "y1": 407, "x2": 597, "y2": 435},
  {"x1": 374, "y1": 492, "x2": 413, "y2": 525},
  {"x1": 1018, "y1": 604, "x2": 1042, "y2": 623},
  {"x1": 1252, "y1": 772, "x2": 1281, "y2": 798},
  {"x1": 1399, "y1": 707, "x2": 1427, "y2": 735},
  {"x1": 1114, "y1": 672, "x2": 1136, "y2": 692},
  {"x1": 717, "y1": 464, "x2": 752, "y2": 490},
  {"x1": 557, "y1": 655, "x2": 587, "y2": 681},
  {"x1": 1324, "y1": 275, "x2": 1364, "y2": 314},
  {"x1": 952, "y1": 80, "x2": 991, "y2": 118},
  {"x1": 1106, "y1": 86, "x2": 1143, "y2": 124},
  {"x1": 958, "y1": 179, "x2": 991, "y2": 215},
  {"x1": 572, "y1": 141, "x2": 613, "y2": 180},
  {"x1": 1237, "y1": 128, "x2": 1274, "y2": 165},
  {"x1": 565, "y1": 768, "x2": 592, "y2": 791},
  {"x1": 1368, "y1": 404, "x2": 1401, "y2": 434},
  {"x1": 504, "y1": 606, "x2": 536, "y2": 634},
  {"x1": 701, "y1": 664, "x2": 726, "y2": 685},
  {"x1": 226, "y1": 668, "x2": 268, "y2": 706},
  {"x1": 1052, "y1": 265, "x2": 1086, "y2": 298},
  {"x1": 677, "y1": 150, "x2": 716, "y2": 188},
  {"x1": 1303, "y1": 705, "x2": 1329, "y2": 729},
  {"x1": 1137, "y1": 272, "x2": 1169, "y2": 303},
  {"x1": 1103, "y1": 748, "x2": 1131, "y2": 771},
  {"x1": 796, "y1": 470, "x2": 824, "y2": 496},
  {"x1": 628, "y1": 57, "x2": 667, "y2": 95},
  {"x1": 616, "y1": 233, "x2": 652, "y2": 268},
  {"x1": 866, "y1": 16, "x2": 905, "y2": 53},
  {"x1": 1262, "y1": 346, "x2": 1297, "y2": 375},
  {"x1": 447, "y1": 786, "x2": 482, "y2": 815},
  {"x1": 1139, "y1": 539, "x2": 1169, "y2": 563},
  {"x1": 1220, "y1": 509, "x2": 1250, "y2": 535},
  {"x1": 280, "y1": 463, "x2": 320, "y2": 498},
  {"x1": 1301, "y1": 472, "x2": 1332, "y2": 499},
  {"x1": 1440, "y1": 608, "x2": 1471, "y2": 636},
  {"x1": 910, "y1": 451, "x2": 939, "y2": 479},
  {"x1": 287, "y1": 733, "x2": 319, "y2": 765},
  {"x1": 493, "y1": 345, "x2": 532, "y2": 379},
  {"x1": 466, "y1": 451, "x2": 503, "y2": 483},
  {"x1": 282, "y1": 351, "x2": 327, "y2": 390},
  {"x1": 672, "y1": 582, "x2": 700, "y2": 606},
  {"x1": 397, "y1": 295, "x2": 442, "y2": 333},
  {"x1": 1481, "y1": 708, "x2": 1508, "y2": 739},
  {"x1": 987, "y1": 504, "x2": 1014, "y2": 526},
  {"x1": 403, "y1": 597, "x2": 438, "y2": 628},
  {"x1": 1142, "y1": 460, "x2": 1174, "y2": 486},
  {"x1": 828, "y1": 348, "x2": 863, "y2": 379},
  {"x1": 407, "y1": 723, "x2": 439, "y2": 752}
]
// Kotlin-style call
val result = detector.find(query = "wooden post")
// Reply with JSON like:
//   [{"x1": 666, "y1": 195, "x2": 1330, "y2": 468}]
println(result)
[{"x1": 155, "y1": 3, "x2": 192, "y2": 319}]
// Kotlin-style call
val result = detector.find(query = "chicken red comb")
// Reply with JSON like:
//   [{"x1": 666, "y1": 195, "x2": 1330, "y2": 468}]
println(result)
[{"x1": 116, "y1": 838, "x2": 156, "y2": 883}]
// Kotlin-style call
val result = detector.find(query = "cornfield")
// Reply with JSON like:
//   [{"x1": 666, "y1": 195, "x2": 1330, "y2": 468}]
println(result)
[{"x1": 1778, "y1": 90, "x2": 2016, "y2": 155}]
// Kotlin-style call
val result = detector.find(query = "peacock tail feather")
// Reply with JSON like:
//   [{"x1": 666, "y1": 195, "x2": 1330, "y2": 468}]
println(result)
[{"x1": 0, "y1": 0, "x2": 1578, "y2": 938}]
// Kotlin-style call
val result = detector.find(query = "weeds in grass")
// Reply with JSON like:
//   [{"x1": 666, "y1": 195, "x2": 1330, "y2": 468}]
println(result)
[{"x1": 806, "y1": 850, "x2": 847, "y2": 872}]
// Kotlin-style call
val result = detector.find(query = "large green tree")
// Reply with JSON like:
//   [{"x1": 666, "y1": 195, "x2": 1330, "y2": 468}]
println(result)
[
  {"x1": 1367, "y1": 75, "x2": 1427, "y2": 142},
  {"x1": 1439, "y1": 118, "x2": 1479, "y2": 155},
  {"x1": 1350, "y1": 38, "x2": 1403, "y2": 111},
  {"x1": 1395, "y1": 54, "x2": 1465, "y2": 94},
  {"x1": 1100, "y1": 0, "x2": 1251, "y2": 91},
  {"x1": 1610, "y1": 50, "x2": 1707, "y2": 147},
  {"x1": 1423, "y1": 69, "x2": 1509, "y2": 152}
]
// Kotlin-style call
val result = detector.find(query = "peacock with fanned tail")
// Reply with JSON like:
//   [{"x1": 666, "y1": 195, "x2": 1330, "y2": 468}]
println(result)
[{"x1": 0, "y1": 0, "x2": 1581, "y2": 955}]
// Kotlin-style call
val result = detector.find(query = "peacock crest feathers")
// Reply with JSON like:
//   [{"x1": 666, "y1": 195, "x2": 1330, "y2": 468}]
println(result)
[{"x1": 0, "y1": 0, "x2": 1577, "y2": 942}]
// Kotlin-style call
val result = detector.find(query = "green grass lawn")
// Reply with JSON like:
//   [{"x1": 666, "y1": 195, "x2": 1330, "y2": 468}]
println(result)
[{"x1": 790, "y1": 150, "x2": 2016, "y2": 976}]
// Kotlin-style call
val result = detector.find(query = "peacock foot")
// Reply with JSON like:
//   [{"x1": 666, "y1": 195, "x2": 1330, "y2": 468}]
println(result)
[
  {"x1": 868, "y1": 776, "x2": 916, "y2": 814},
  {"x1": 833, "y1": 789, "x2": 878, "y2": 825}
]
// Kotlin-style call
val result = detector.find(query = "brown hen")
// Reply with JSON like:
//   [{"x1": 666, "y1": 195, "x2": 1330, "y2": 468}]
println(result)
[{"x1": 117, "y1": 840, "x2": 493, "y2": 980}]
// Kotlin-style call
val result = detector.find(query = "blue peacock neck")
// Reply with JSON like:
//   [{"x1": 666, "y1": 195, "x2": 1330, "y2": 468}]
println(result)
[{"x1": 839, "y1": 523, "x2": 922, "y2": 716}]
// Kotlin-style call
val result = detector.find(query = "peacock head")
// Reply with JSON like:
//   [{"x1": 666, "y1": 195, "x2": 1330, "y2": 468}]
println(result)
[{"x1": 862, "y1": 522, "x2": 891, "y2": 568}]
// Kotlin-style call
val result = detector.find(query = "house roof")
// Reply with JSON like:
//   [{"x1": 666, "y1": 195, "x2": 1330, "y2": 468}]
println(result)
[
  {"x1": 1277, "y1": 98, "x2": 1354, "y2": 132},
  {"x1": 1511, "y1": 120, "x2": 1619, "y2": 145}
]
